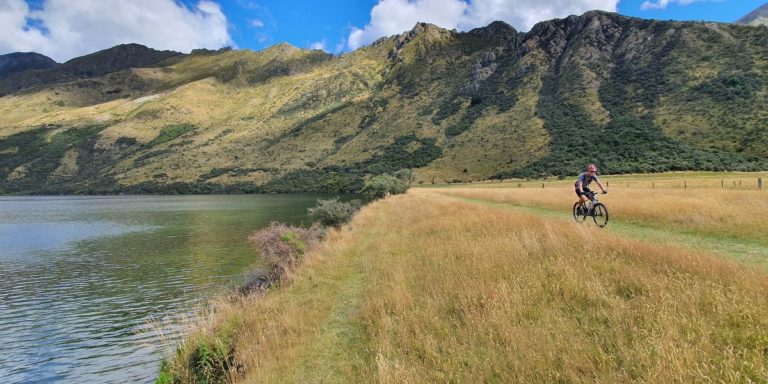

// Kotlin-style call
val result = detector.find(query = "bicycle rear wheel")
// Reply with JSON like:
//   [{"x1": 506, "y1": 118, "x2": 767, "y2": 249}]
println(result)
[
  {"x1": 573, "y1": 202, "x2": 587, "y2": 222},
  {"x1": 591, "y1": 203, "x2": 609, "y2": 228}
]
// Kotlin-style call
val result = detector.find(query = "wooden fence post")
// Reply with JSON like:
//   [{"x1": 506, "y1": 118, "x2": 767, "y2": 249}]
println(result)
[
  {"x1": 759, "y1": 178, "x2": 764, "y2": 190},
  {"x1": 684, "y1": 180, "x2": 687, "y2": 189}
]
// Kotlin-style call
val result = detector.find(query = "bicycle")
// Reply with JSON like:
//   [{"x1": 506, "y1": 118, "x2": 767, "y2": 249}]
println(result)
[{"x1": 572, "y1": 191, "x2": 609, "y2": 228}]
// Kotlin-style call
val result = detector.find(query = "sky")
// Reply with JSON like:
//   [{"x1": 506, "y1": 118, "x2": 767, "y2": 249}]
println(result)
[{"x1": 0, "y1": 0, "x2": 765, "y2": 63}]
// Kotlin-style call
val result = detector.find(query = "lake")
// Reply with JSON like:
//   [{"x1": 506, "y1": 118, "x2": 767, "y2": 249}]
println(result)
[{"x1": 0, "y1": 194, "x2": 325, "y2": 383}]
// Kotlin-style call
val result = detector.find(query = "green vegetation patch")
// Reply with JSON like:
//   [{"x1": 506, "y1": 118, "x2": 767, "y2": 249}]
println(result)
[
  {"x1": 502, "y1": 26, "x2": 768, "y2": 179},
  {"x1": 308, "y1": 198, "x2": 362, "y2": 227},
  {"x1": 0, "y1": 124, "x2": 115, "y2": 193},
  {"x1": 150, "y1": 123, "x2": 196, "y2": 146},
  {"x1": 692, "y1": 72, "x2": 764, "y2": 102},
  {"x1": 263, "y1": 134, "x2": 442, "y2": 193},
  {"x1": 156, "y1": 327, "x2": 236, "y2": 384}
]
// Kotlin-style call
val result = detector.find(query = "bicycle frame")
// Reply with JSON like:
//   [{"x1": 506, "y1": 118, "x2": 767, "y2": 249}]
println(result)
[{"x1": 584, "y1": 191, "x2": 599, "y2": 212}]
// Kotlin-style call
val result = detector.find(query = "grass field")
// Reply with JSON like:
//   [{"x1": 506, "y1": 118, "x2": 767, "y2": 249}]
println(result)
[
  {"x1": 160, "y1": 173, "x2": 768, "y2": 383},
  {"x1": 433, "y1": 171, "x2": 768, "y2": 190}
]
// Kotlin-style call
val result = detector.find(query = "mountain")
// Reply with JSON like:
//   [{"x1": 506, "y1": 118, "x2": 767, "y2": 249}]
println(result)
[
  {"x1": 1, "y1": 11, "x2": 767, "y2": 194},
  {"x1": 0, "y1": 52, "x2": 58, "y2": 78},
  {"x1": 736, "y1": 3, "x2": 768, "y2": 26},
  {"x1": 0, "y1": 44, "x2": 182, "y2": 97}
]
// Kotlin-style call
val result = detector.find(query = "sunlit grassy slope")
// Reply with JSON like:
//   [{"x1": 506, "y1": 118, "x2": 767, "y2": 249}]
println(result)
[
  {"x1": 163, "y1": 184, "x2": 768, "y2": 383},
  {"x1": 2, "y1": 12, "x2": 768, "y2": 193},
  {"x1": 436, "y1": 177, "x2": 768, "y2": 245}
]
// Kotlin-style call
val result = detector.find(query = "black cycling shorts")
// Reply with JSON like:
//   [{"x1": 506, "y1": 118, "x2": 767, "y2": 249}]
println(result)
[{"x1": 575, "y1": 188, "x2": 592, "y2": 198}]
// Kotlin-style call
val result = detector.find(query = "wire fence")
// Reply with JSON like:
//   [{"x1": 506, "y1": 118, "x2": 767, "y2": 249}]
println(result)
[{"x1": 462, "y1": 175, "x2": 766, "y2": 191}]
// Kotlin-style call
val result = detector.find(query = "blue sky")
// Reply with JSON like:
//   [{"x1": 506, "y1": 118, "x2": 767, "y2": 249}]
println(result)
[
  {"x1": 619, "y1": 0, "x2": 764, "y2": 22},
  {"x1": 0, "y1": 0, "x2": 765, "y2": 62}
]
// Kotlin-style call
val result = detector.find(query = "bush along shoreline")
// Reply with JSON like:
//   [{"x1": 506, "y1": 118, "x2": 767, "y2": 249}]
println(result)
[{"x1": 155, "y1": 171, "x2": 412, "y2": 383}]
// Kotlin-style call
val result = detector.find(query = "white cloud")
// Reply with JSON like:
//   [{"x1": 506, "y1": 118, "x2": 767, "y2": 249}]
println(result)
[
  {"x1": 347, "y1": 0, "x2": 619, "y2": 50},
  {"x1": 0, "y1": 0, "x2": 233, "y2": 63},
  {"x1": 640, "y1": 0, "x2": 703, "y2": 10},
  {"x1": 309, "y1": 40, "x2": 327, "y2": 51},
  {"x1": 250, "y1": 18, "x2": 265, "y2": 28}
]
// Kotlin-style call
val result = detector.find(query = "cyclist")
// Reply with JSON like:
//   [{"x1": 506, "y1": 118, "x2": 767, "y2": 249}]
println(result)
[{"x1": 575, "y1": 163, "x2": 607, "y2": 214}]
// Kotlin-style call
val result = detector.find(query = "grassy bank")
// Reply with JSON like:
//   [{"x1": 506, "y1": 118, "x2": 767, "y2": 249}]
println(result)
[{"x1": 161, "y1": 187, "x2": 768, "y2": 382}]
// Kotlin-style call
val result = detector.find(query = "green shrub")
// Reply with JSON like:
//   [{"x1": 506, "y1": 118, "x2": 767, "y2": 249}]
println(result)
[
  {"x1": 190, "y1": 337, "x2": 233, "y2": 384},
  {"x1": 360, "y1": 174, "x2": 408, "y2": 200},
  {"x1": 155, "y1": 333, "x2": 235, "y2": 384},
  {"x1": 150, "y1": 123, "x2": 195, "y2": 146},
  {"x1": 242, "y1": 222, "x2": 325, "y2": 294},
  {"x1": 308, "y1": 198, "x2": 362, "y2": 227},
  {"x1": 250, "y1": 222, "x2": 324, "y2": 264},
  {"x1": 392, "y1": 168, "x2": 415, "y2": 187},
  {"x1": 155, "y1": 360, "x2": 174, "y2": 384}
]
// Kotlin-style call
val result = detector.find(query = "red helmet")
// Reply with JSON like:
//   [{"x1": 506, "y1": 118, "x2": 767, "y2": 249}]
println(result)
[{"x1": 587, "y1": 164, "x2": 597, "y2": 172}]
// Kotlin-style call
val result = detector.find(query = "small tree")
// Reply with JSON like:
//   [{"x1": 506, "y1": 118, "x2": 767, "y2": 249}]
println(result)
[
  {"x1": 360, "y1": 174, "x2": 408, "y2": 200},
  {"x1": 393, "y1": 168, "x2": 416, "y2": 187},
  {"x1": 308, "y1": 198, "x2": 362, "y2": 227}
]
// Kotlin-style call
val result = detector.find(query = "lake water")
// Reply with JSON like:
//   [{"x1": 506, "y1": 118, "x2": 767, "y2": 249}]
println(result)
[{"x1": 0, "y1": 194, "x2": 324, "y2": 383}]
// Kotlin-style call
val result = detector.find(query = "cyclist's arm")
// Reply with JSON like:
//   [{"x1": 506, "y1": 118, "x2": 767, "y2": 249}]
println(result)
[
  {"x1": 576, "y1": 180, "x2": 584, "y2": 193},
  {"x1": 596, "y1": 180, "x2": 607, "y2": 193}
]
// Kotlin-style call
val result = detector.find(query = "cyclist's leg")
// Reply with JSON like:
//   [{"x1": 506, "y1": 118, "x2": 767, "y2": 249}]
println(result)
[
  {"x1": 580, "y1": 188, "x2": 593, "y2": 210},
  {"x1": 575, "y1": 188, "x2": 588, "y2": 208}
]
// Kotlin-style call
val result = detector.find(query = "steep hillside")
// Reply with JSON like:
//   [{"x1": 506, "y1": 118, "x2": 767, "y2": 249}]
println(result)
[{"x1": 1, "y1": 11, "x2": 767, "y2": 194}]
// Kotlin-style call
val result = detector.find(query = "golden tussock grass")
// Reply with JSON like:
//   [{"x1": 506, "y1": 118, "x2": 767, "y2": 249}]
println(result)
[
  {"x1": 168, "y1": 189, "x2": 768, "y2": 383},
  {"x1": 435, "y1": 186, "x2": 768, "y2": 245}
]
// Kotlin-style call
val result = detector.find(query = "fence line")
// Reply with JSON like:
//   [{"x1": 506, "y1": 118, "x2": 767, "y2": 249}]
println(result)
[{"x1": 482, "y1": 177, "x2": 767, "y2": 190}]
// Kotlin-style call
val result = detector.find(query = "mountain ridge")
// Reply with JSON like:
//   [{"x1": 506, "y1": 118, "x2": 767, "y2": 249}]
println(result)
[
  {"x1": 0, "y1": 44, "x2": 182, "y2": 97},
  {"x1": 0, "y1": 11, "x2": 767, "y2": 194},
  {"x1": 737, "y1": 2, "x2": 768, "y2": 26},
  {"x1": 0, "y1": 52, "x2": 58, "y2": 78}
]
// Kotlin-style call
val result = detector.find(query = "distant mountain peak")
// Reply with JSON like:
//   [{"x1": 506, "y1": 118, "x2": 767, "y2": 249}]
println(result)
[
  {"x1": 0, "y1": 52, "x2": 58, "y2": 78},
  {"x1": 736, "y1": 2, "x2": 768, "y2": 26},
  {"x1": 265, "y1": 42, "x2": 301, "y2": 53},
  {"x1": 528, "y1": 9, "x2": 624, "y2": 34},
  {"x1": 0, "y1": 44, "x2": 181, "y2": 95},
  {"x1": 64, "y1": 43, "x2": 180, "y2": 65},
  {"x1": 393, "y1": 22, "x2": 455, "y2": 50},
  {"x1": 467, "y1": 20, "x2": 518, "y2": 38}
]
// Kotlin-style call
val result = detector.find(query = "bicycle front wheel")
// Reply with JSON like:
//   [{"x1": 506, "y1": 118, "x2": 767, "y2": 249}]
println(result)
[
  {"x1": 591, "y1": 203, "x2": 609, "y2": 228},
  {"x1": 573, "y1": 202, "x2": 587, "y2": 223}
]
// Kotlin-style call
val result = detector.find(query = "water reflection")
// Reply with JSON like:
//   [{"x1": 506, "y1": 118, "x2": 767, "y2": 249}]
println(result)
[{"x1": 0, "y1": 195, "x2": 321, "y2": 383}]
